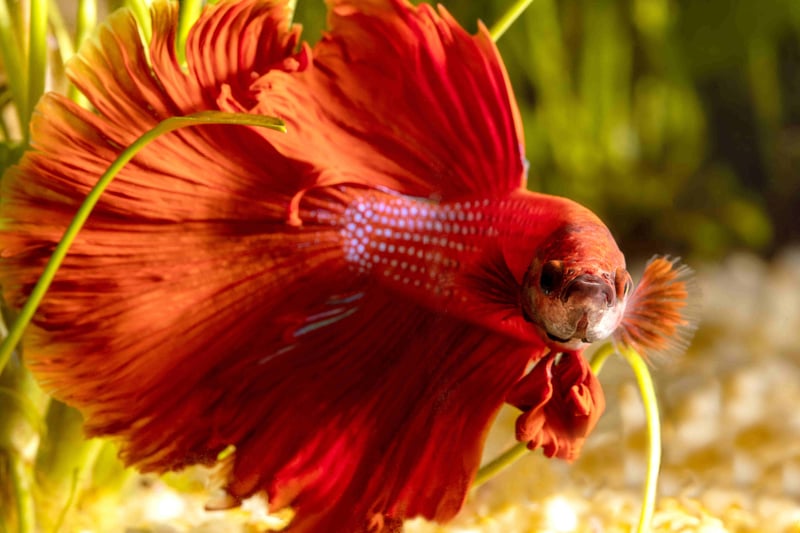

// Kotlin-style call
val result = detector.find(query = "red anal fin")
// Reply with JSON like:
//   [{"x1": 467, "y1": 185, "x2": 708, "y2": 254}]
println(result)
[{"x1": 198, "y1": 288, "x2": 537, "y2": 532}]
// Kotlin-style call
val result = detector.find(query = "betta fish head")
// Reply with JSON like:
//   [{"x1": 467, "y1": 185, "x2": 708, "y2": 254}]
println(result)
[{"x1": 520, "y1": 222, "x2": 632, "y2": 350}]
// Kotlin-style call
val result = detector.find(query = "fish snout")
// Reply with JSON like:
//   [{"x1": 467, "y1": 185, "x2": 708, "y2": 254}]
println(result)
[{"x1": 561, "y1": 274, "x2": 615, "y2": 308}]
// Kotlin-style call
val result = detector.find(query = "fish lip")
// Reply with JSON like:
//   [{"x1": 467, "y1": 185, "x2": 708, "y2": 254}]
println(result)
[
  {"x1": 546, "y1": 331, "x2": 572, "y2": 343},
  {"x1": 544, "y1": 313, "x2": 603, "y2": 345},
  {"x1": 546, "y1": 329, "x2": 595, "y2": 345},
  {"x1": 545, "y1": 312, "x2": 588, "y2": 343},
  {"x1": 560, "y1": 273, "x2": 616, "y2": 307},
  {"x1": 544, "y1": 328, "x2": 592, "y2": 348}
]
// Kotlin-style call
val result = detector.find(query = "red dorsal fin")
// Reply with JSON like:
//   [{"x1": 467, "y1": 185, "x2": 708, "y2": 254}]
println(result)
[{"x1": 253, "y1": 0, "x2": 527, "y2": 199}]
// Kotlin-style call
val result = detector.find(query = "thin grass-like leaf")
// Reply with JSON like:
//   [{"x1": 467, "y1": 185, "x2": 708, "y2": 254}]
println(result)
[
  {"x1": 489, "y1": 0, "x2": 535, "y2": 42},
  {"x1": 0, "y1": 0, "x2": 27, "y2": 132},
  {"x1": 75, "y1": 0, "x2": 98, "y2": 47},
  {"x1": 0, "y1": 89, "x2": 13, "y2": 141},
  {"x1": 287, "y1": 0, "x2": 298, "y2": 23},
  {"x1": 52, "y1": 439, "x2": 105, "y2": 533},
  {"x1": 68, "y1": 0, "x2": 97, "y2": 104},
  {"x1": 25, "y1": 0, "x2": 49, "y2": 142},
  {"x1": 176, "y1": 0, "x2": 203, "y2": 68},
  {"x1": 592, "y1": 345, "x2": 661, "y2": 533},
  {"x1": 472, "y1": 441, "x2": 527, "y2": 490},
  {"x1": 616, "y1": 346, "x2": 661, "y2": 533},
  {"x1": 125, "y1": 0, "x2": 152, "y2": 44},
  {"x1": 47, "y1": 0, "x2": 75, "y2": 65},
  {"x1": 0, "y1": 386, "x2": 46, "y2": 437},
  {"x1": 7, "y1": 449, "x2": 34, "y2": 533}
]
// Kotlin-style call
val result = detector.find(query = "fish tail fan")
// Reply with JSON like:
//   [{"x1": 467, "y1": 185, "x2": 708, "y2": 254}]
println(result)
[
  {"x1": 0, "y1": 0, "x2": 363, "y2": 474},
  {"x1": 615, "y1": 256, "x2": 699, "y2": 363},
  {"x1": 0, "y1": 133, "x2": 358, "y2": 472}
]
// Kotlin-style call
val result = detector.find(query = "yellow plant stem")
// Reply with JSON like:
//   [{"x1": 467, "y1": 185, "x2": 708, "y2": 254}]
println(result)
[
  {"x1": 0, "y1": 358, "x2": 47, "y2": 533},
  {"x1": 288, "y1": 0, "x2": 298, "y2": 22},
  {"x1": 589, "y1": 342, "x2": 615, "y2": 374},
  {"x1": 0, "y1": 0, "x2": 27, "y2": 131},
  {"x1": 472, "y1": 442, "x2": 528, "y2": 490},
  {"x1": 591, "y1": 343, "x2": 664, "y2": 532},
  {"x1": 74, "y1": 0, "x2": 97, "y2": 49},
  {"x1": 34, "y1": 401, "x2": 102, "y2": 532},
  {"x1": 7, "y1": 449, "x2": 35, "y2": 533},
  {"x1": 616, "y1": 346, "x2": 661, "y2": 533},
  {"x1": 176, "y1": 0, "x2": 203, "y2": 68},
  {"x1": 50, "y1": 438, "x2": 104, "y2": 533},
  {"x1": 67, "y1": 0, "x2": 97, "y2": 104},
  {"x1": 490, "y1": 0, "x2": 535, "y2": 42},
  {"x1": 26, "y1": 0, "x2": 48, "y2": 141},
  {"x1": 473, "y1": 343, "x2": 661, "y2": 533},
  {"x1": 125, "y1": 0, "x2": 153, "y2": 43},
  {"x1": 47, "y1": 0, "x2": 75, "y2": 65}
]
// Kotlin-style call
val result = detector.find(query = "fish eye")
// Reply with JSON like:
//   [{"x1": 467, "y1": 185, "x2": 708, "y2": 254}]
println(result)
[
  {"x1": 539, "y1": 260, "x2": 563, "y2": 296},
  {"x1": 615, "y1": 268, "x2": 633, "y2": 299}
]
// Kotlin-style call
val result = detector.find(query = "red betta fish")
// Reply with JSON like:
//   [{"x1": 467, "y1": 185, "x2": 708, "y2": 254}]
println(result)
[{"x1": 0, "y1": 0, "x2": 693, "y2": 531}]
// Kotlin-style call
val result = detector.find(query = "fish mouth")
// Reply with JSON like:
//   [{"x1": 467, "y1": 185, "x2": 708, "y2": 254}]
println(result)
[
  {"x1": 540, "y1": 274, "x2": 616, "y2": 345},
  {"x1": 522, "y1": 265, "x2": 628, "y2": 347},
  {"x1": 561, "y1": 274, "x2": 615, "y2": 308},
  {"x1": 545, "y1": 328, "x2": 593, "y2": 345},
  {"x1": 544, "y1": 313, "x2": 601, "y2": 345},
  {"x1": 546, "y1": 331, "x2": 577, "y2": 343}
]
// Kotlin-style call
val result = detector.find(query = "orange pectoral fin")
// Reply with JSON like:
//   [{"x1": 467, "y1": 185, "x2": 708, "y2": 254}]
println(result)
[{"x1": 615, "y1": 256, "x2": 699, "y2": 362}]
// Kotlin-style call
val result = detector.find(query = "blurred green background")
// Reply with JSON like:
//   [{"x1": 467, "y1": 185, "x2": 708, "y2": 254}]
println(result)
[{"x1": 294, "y1": 0, "x2": 800, "y2": 261}]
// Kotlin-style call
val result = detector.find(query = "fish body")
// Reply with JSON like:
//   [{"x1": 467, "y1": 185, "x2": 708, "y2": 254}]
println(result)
[
  {"x1": 0, "y1": 0, "x2": 693, "y2": 531},
  {"x1": 305, "y1": 185, "x2": 626, "y2": 348}
]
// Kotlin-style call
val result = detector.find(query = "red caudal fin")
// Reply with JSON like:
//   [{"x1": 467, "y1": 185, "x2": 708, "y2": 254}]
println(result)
[{"x1": 614, "y1": 256, "x2": 699, "y2": 362}]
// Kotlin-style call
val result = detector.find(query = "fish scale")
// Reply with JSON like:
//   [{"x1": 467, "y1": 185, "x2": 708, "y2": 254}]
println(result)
[{"x1": 340, "y1": 190, "x2": 506, "y2": 298}]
